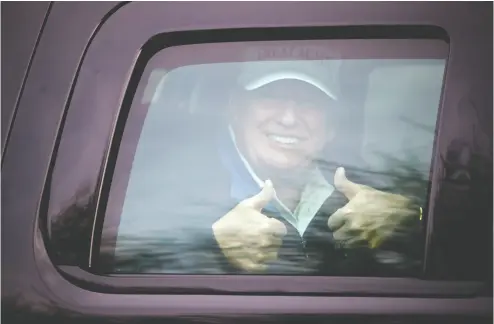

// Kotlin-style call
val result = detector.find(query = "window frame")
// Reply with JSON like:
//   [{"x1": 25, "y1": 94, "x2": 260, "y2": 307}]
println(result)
[{"x1": 40, "y1": 24, "x2": 487, "y2": 297}]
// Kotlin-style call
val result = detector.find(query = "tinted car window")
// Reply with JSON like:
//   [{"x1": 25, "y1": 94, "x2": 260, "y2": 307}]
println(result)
[{"x1": 97, "y1": 39, "x2": 448, "y2": 276}]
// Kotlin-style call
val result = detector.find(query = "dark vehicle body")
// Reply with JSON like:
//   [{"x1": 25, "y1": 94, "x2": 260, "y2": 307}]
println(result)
[{"x1": 2, "y1": 2, "x2": 492, "y2": 323}]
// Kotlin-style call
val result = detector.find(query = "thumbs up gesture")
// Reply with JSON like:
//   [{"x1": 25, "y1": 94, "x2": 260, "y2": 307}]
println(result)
[
  {"x1": 327, "y1": 167, "x2": 418, "y2": 249},
  {"x1": 212, "y1": 180, "x2": 287, "y2": 272}
]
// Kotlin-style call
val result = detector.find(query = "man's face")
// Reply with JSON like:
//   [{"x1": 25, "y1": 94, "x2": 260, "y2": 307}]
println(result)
[{"x1": 233, "y1": 80, "x2": 335, "y2": 172}]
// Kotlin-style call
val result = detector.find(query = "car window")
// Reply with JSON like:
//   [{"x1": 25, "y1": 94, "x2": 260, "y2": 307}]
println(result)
[{"x1": 98, "y1": 39, "x2": 448, "y2": 276}]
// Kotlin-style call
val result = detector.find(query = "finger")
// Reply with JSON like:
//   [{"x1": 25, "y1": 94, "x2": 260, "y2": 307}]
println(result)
[
  {"x1": 254, "y1": 246, "x2": 280, "y2": 263},
  {"x1": 258, "y1": 235, "x2": 282, "y2": 248},
  {"x1": 267, "y1": 218, "x2": 287, "y2": 237},
  {"x1": 369, "y1": 235, "x2": 384, "y2": 249},
  {"x1": 262, "y1": 249, "x2": 280, "y2": 263},
  {"x1": 240, "y1": 179, "x2": 275, "y2": 211},
  {"x1": 332, "y1": 228, "x2": 348, "y2": 242},
  {"x1": 334, "y1": 167, "x2": 362, "y2": 200},
  {"x1": 240, "y1": 259, "x2": 267, "y2": 272},
  {"x1": 269, "y1": 237, "x2": 283, "y2": 248},
  {"x1": 333, "y1": 228, "x2": 363, "y2": 248},
  {"x1": 327, "y1": 207, "x2": 350, "y2": 231}
]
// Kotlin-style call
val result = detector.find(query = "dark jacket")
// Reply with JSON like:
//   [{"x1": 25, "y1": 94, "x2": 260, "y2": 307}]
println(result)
[{"x1": 112, "y1": 122, "x2": 423, "y2": 277}]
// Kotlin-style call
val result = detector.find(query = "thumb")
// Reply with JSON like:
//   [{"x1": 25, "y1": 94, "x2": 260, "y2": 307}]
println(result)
[
  {"x1": 334, "y1": 167, "x2": 361, "y2": 200},
  {"x1": 240, "y1": 179, "x2": 275, "y2": 210}
]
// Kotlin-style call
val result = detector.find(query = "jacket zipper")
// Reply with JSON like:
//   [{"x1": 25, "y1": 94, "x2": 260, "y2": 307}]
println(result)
[{"x1": 299, "y1": 232, "x2": 309, "y2": 260}]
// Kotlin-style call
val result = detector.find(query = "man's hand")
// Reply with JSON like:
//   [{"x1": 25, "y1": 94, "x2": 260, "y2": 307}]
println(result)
[
  {"x1": 212, "y1": 180, "x2": 287, "y2": 272},
  {"x1": 328, "y1": 167, "x2": 418, "y2": 249}
]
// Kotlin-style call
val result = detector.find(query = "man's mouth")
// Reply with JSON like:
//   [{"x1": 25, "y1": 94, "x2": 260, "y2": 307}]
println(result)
[{"x1": 266, "y1": 134, "x2": 304, "y2": 146}]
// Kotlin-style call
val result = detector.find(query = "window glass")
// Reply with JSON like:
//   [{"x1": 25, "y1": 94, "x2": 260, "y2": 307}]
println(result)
[{"x1": 99, "y1": 39, "x2": 448, "y2": 276}]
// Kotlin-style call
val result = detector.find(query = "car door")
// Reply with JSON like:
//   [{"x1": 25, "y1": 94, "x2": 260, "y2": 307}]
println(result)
[{"x1": 2, "y1": 2, "x2": 492, "y2": 323}]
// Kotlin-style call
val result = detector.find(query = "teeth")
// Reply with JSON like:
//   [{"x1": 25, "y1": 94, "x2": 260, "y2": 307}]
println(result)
[{"x1": 269, "y1": 135, "x2": 300, "y2": 145}]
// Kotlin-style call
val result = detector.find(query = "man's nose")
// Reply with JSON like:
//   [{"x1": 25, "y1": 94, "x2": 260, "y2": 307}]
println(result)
[{"x1": 279, "y1": 105, "x2": 297, "y2": 126}]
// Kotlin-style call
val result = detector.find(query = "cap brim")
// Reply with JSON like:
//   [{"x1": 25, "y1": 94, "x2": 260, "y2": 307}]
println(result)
[{"x1": 244, "y1": 71, "x2": 338, "y2": 101}]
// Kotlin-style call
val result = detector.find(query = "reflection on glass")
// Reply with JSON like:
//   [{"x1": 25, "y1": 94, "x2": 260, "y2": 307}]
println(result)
[{"x1": 103, "y1": 41, "x2": 447, "y2": 276}]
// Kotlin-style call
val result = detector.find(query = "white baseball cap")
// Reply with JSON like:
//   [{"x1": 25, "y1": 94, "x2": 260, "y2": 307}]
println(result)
[{"x1": 237, "y1": 60, "x2": 339, "y2": 101}]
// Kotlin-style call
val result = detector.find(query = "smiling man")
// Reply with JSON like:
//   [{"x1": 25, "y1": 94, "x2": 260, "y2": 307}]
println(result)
[
  {"x1": 209, "y1": 60, "x2": 424, "y2": 274},
  {"x1": 113, "y1": 58, "x2": 424, "y2": 276}
]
